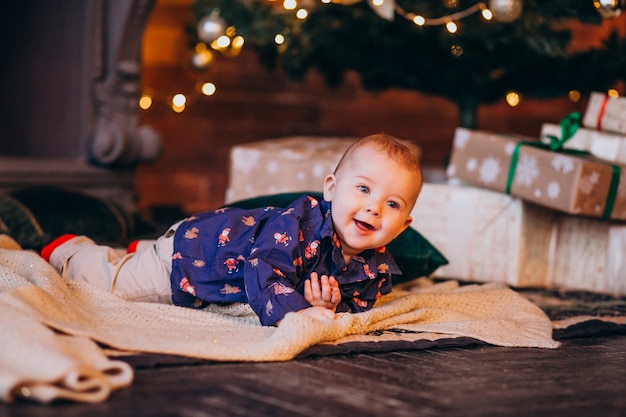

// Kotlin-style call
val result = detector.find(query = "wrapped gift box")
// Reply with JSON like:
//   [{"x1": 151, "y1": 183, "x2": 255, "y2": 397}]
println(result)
[
  {"x1": 549, "y1": 216, "x2": 626, "y2": 295},
  {"x1": 583, "y1": 92, "x2": 626, "y2": 135},
  {"x1": 412, "y1": 182, "x2": 626, "y2": 294},
  {"x1": 225, "y1": 136, "x2": 357, "y2": 203},
  {"x1": 410, "y1": 182, "x2": 556, "y2": 288},
  {"x1": 446, "y1": 127, "x2": 626, "y2": 220},
  {"x1": 541, "y1": 123, "x2": 626, "y2": 165}
]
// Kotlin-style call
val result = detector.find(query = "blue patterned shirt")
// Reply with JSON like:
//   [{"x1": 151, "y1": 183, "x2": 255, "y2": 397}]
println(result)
[{"x1": 170, "y1": 195, "x2": 400, "y2": 326}]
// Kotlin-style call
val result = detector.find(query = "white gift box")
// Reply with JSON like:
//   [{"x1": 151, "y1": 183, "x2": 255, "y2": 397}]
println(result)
[
  {"x1": 225, "y1": 136, "x2": 357, "y2": 203},
  {"x1": 583, "y1": 92, "x2": 626, "y2": 135},
  {"x1": 412, "y1": 182, "x2": 626, "y2": 294},
  {"x1": 410, "y1": 182, "x2": 556, "y2": 288},
  {"x1": 541, "y1": 123, "x2": 626, "y2": 165},
  {"x1": 549, "y1": 216, "x2": 626, "y2": 295}
]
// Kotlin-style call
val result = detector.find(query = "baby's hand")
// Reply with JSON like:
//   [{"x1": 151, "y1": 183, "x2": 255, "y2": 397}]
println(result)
[
  {"x1": 303, "y1": 272, "x2": 341, "y2": 311},
  {"x1": 275, "y1": 306, "x2": 335, "y2": 326},
  {"x1": 298, "y1": 306, "x2": 336, "y2": 322}
]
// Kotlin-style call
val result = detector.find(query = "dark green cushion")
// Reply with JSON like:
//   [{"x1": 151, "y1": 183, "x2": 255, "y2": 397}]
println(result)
[
  {"x1": 0, "y1": 186, "x2": 160, "y2": 250},
  {"x1": 225, "y1": 192, "x2": 448, "y2": 284}
]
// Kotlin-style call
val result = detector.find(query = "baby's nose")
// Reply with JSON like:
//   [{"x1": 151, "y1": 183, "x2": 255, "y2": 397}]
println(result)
[{"x1": 365, "y1": 204, "x2": 381, "y2": 216}]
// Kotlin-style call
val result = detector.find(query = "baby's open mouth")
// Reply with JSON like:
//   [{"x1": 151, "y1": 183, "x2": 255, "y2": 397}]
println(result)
[{"x1": 354, "y1": 219, "x2": 375, "y2": 232}]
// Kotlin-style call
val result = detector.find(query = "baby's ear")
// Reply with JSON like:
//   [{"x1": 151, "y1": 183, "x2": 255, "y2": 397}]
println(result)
[
  {"x1": 323, "y1": 174, "x2": 336, "y2": 201},
  {"x1": 395, "y1": 216, "x2": 412, "y2": 238}
]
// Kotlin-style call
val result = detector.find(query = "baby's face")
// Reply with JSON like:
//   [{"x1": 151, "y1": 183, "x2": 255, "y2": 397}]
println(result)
[{"x1": 323, "y1": 144, "x2": 421, "y2": 259}]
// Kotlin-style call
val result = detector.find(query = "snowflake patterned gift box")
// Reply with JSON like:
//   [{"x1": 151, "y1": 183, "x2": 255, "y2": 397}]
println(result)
[
  {"x1": 446, "y1": 127, "x2": 626, "y2": 220},
  {"x1": 583, "y1": 92, "x2": 626, "y2": 135},
  {"x1": 225, "y1": 136, "x2": 358, "y2": 203}
]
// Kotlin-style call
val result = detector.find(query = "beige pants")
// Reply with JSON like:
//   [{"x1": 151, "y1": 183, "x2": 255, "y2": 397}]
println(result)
[{"x1": 49, "y1": 224, "x2": 182, "y2": 304}]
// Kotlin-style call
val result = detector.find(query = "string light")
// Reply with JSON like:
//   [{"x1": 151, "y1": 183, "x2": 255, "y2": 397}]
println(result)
[
  {"x1": 190, "y1": 0, "x2": 508, "y2": 65},
  {"x1": 568, "y1": 90, "x2": 581, "y2": 103},
  {"x1": 143, "y1": 0, "x2": 519, "y2": 113},
  {"x1": 274, "y1": 33, "x2": 286, "y2": 44},
  {"x1": 412, "y1": 15, "x2": 426, "y2": 25},
  {"x1": 283, "y1": 0, "x2": 297, "y2": 10},
  {"x1": 398, "y1": 2, "x2": 493, "y2": 27},
  {"x1": 171, "y1": 93, "x2": 187, "y2": 113},
  {"x1": 214, "y1": 35, "x2": 231, "y2": 49},
  {"x1": 141, "y1": 1, "x2": 623, "y2": 113},
  {"x1": 140, "y1": 80, "x2": 219, "y2": 113},
  {"x1": 192, "y1": 42, "x2": 214, "y2": 68},
  {"x1": 201, "y1": 82, "x2": 217, "y2": 96},
  {"x1": 232, "y1": 36, "x2": 245, "y2": 49},
  {"x1": 139, "y1": 95, "x2": 153, "y2": 110},
  {"x1": 156, "y1": 0, "x2": 626, "y2": 112},
  {"x1": 505, "y1": 91, "x2": 521, "y2": 107}
]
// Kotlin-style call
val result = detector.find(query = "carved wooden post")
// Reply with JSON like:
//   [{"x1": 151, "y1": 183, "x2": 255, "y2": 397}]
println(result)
[
  {"x1": 0, "y1": 0, "x2": 160, "y2": 210},
  {"x1": 89, "y1": 0, "x2": 162, "y2": 167}
]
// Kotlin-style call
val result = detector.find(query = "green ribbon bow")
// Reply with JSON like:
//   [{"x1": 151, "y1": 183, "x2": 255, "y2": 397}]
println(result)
[
  {"x1": 505, "y1": 112, "x2": 621, "y2": 219},
  {"x1": 543, "y1": 112, "x2": 582, "y2": 151}
]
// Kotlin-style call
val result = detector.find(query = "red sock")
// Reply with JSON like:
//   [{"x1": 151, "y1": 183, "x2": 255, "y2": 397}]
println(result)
[
  {"x1": 127, "y1": 240, "x2": 139, "y2": 254},
  {"x1": 41, "y1": 234, "x2": 77, "y2": 262}
]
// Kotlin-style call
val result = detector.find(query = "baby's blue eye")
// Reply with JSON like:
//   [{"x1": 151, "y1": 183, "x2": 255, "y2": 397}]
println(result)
[
  {"x1": 358, "y1": 185, "x2": 369, "y2": 194},
  {"x1": 387, "y1": 201, "x2": 399, "y2": 209}
]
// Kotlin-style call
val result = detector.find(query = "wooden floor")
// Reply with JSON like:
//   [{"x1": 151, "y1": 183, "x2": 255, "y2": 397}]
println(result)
[{"x1": 3, "y1": 333, "x2": 626, "y2": 417}]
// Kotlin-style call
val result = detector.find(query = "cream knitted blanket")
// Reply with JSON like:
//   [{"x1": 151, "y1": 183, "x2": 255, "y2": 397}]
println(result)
[{"x1": 0, "y1": 236, "x2": 558, "y2": 404}]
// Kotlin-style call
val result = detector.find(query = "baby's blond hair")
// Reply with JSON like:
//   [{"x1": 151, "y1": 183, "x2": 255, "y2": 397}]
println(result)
[{"x1": 335, "y1": 133, "x2": 422, "y2": 179}]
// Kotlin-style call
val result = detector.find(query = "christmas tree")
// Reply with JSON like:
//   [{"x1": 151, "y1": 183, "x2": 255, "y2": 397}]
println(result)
[{"x1": 190, "y1": 0, "x2": 626, "y2": 128}]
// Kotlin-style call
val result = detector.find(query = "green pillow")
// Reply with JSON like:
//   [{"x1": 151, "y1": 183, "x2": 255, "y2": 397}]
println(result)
[
  {"x1": 225, "y1": 192, "x2": 448, "y2": 284},
  {"x1": 0, "y1": 186, "x2": 160, "y2": 250}
]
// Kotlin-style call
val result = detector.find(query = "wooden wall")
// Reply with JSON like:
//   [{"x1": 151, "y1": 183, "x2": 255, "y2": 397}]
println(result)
[{"x1": 137, "y1": 0, "x2": 624, "y2": 214}]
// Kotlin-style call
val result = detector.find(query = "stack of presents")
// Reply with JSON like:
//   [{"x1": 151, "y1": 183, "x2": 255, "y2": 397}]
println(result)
[{"x1": 226, "y1": 92, "x2": 626, "y2": 295}]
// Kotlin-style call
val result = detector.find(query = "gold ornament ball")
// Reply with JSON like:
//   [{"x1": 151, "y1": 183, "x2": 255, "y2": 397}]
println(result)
[
  {"x1": 489, "y1": 0, "x2": 523, "y2": 23},
  {"x1": 593, "y1": 0, "x2": 625, "y2": 18},
  {"x1": 197, "y1": 13, "x2": 226, "y2": 43}
]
